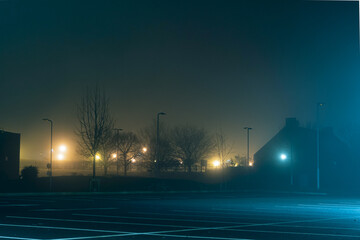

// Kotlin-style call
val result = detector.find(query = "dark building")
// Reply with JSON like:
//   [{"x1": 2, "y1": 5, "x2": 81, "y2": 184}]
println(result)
[
  {"x1": 254, "y1": 118, "x2": 353, "y2": 191},
  {"x1": 0, "y1": 131, "x2": 20, "y2": 180}
]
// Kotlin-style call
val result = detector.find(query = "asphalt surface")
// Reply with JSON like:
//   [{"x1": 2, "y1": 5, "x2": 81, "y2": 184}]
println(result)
[{"x1": 1, "y1": 192, "x2": 360, "y2": 239}]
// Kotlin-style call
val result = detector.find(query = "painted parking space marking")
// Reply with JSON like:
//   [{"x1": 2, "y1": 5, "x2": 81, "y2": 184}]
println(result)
[
  {"x1": 219, "y1": 228, "x2": 360, "y2": 238},
  {"x1": 6, "y1": 216, "x2": 206, "y2": 229},
  {"x1": 49, "y1": 198, "x2": 94, "y2": 202},
  {"x1": 272, "y1": 224, "x2": 360, "y2": 232},
  {"x1": 32, "y1": 207, "x2": 117, "y2": 212},
  {"x1": 3, "y1": 211, "x2": 359, "y2": 239},
  {"x1": 143, "y1": 233, "x2": 252, "y2": 240},
  {"x1": 0, "y1": 204, "x2": 39, "y2": 207},
  {"x1": 55, "y1": 214, "x2": 360, "y2": 240},
  {"x1": 73, "y1": 213, "x2": 250, "y2": 225},
  {"x1": 0, "y1": 223, "x2": 130, "y2": 234},
  {"x1": 0, "y1": 236, "x2": 39, "y2": 240},
  {"x1": 129, "y1": 211, "x2": 292, "y2": 221}
]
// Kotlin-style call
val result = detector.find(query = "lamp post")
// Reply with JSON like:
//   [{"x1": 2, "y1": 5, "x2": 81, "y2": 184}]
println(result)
[
  {"x1": 280, "y1": 151, "x2": 293, "y2": 185},
  {"x1": 42, "y1": 118, "x2": 53, "y2": 192},
  {"x1": 243, "y1": 127, "x2": 252, "y2": 166},
  {"x1": 156, "y1": 112, "x2": 166, "y2": 170},
  {"x1": 290, "y1": 143, "x2": 293, "y2": 185},
  {"x1": 316, "y1": 102, "x2": 325, "y2": 191},
  {"x1": 114, "y1": 128, "x2": 123, "y2": 175}
]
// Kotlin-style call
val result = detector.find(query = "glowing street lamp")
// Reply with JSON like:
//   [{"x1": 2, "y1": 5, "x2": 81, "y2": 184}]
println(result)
[
  {"x1": 57, "y1": 153, "x2": 65, "y2": 161},
  {"x1": 112, "y1": 153, "x2": 117, "y2": 159},
  {"x1": 142, "y1": 147, "x2": 147, "y2": 153},
  {"x1": 280, "y1": 152, "x2": 294, "y2": 185},
  {"x1": 131, "y1": 158, "x2": 136, "y2": 163},
  {"x1": 59, "y1": 145, "x2": 67, "y2": 152},
  {"x1": 95, "y1": 154, "x2": 101, "y2": 160},
  {"x1": 280, "y1": 154, "x2": 287, "y2": 161},
  {"x1": 213, "y1": 160, "x2": 220, "y2": 168}
]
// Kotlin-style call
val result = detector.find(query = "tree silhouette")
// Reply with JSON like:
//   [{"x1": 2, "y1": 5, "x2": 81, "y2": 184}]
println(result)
[
  {"x1": 75, "y1": 85, "x2": 114, "y2": 178},
  {"x1": 114, "y1": 131, "x2": 141, "y2": 176},
  {"x1": 214, "y1": 130, "x2": 233, "y2": 168},
  {"x1": 140, "y1": 122, "x2": 178, "y2": 172},
  {"x1": 172, "y1": 125, "x2": 213, "y2": 172}
]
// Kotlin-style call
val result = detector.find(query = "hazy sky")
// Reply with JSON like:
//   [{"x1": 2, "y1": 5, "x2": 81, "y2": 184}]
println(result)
[{"x1": 1, "y1": 0, "x2": 359, "y2": 161}]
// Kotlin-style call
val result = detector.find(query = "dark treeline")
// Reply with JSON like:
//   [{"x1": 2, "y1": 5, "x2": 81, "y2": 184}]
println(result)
[{"x1": 74, "y1": 86, "x2": 240, "y2": 176}]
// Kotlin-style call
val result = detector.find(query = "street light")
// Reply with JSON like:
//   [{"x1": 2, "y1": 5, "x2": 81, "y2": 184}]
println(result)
[
  {"x1": 316, "y1": 102, "x2": 325, "y2": 191},
  {"x1": 57, "y1": 144, "x2": 67, "y2": 161},
  {"x1": 213, "y1": 160, "x2": 220, "y2": 168},
  {"x1": 42, "y1": 118, "x2": 53, "y2": 192},
  {"x1": 57, "y1": 153, "x2": 65, "y2": 161},
  {"x1": 243, "y1": 127, "x2": 252, "y2": 167},
  {"x1": 114, "y1": 128, "x2": 123, "y2": 175},
  {"x1": 279, "y1": 150, "x2": 293, "y2": 185},
  {"x1": 156, "y1": 112, "x2": 166, "y2": 170},
  {"x1": 59, "y1": 145, "x2": 67, "y2": 152}
]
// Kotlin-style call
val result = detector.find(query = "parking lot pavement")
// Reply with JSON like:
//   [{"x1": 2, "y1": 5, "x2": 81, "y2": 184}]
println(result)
[{"x1": 1, "y1": 192, "x2": 360, "y2": 239}]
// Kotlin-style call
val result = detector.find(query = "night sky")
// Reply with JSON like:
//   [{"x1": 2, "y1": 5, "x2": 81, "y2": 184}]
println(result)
[{"x1": 1, "y1": 0, "x2": 359, "y2": 161}]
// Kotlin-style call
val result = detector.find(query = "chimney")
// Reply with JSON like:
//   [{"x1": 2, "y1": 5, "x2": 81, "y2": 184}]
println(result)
[{"x1": 285, "y1": 118, "x2": 299, "y2": 129}]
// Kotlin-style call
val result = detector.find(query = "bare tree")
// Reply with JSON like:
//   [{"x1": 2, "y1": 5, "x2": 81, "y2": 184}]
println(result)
[
  {"x1": 115, "y1": 131, "x2": 141, "y2": 176},
  {"x1": 75, "y1": 86, "x2": 114, "y2": 179},
  {"x1": 98, "y1": 136, "x2": 115, "y2": 176},
  {"x1": 214, "y1": 130, "x2": 233, "y2": 169},
  {"x1": 172, "y1": 125, "x2": 213, "y2": 172},
  {"x1": 139, "y1": 122, "x2": 178, "y2": 172}
]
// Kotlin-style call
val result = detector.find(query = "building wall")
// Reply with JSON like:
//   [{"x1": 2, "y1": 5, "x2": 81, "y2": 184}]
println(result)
[
  {"x1": 0, "y1": 131, "x2": 20, "y2": 180},
  {"x1": 253, "y1": 119, "x2": 353, "y2": 191}
]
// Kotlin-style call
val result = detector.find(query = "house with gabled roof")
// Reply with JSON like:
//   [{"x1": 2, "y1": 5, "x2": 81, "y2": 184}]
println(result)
[{"x1": 254, "y1": 118, "x2": 353, "y2": 191}]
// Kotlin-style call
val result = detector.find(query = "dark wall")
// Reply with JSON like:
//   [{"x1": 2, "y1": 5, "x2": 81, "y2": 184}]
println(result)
[
  {"x1": 254, "y1": 125, "x2": 353, "y2": 191},
  {"x1": 0, "y1": 131, "x2": 20, "y2": 180}
]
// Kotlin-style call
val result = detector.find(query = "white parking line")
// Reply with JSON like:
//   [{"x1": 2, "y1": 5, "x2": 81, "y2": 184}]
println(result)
[
  {"x1": 145, "y1": 233, "x2": 251, "y2": 240},
  {"x1": 0, "y1": 236, "x2": 39, "y2": 240},
  {"x1": 277, "y1": 204, "x2": 360, "y2": 210},
  {"x1": 174, "y1": 209, "x2": 279, "y2": 215},
  {"x1": 0, "y1": 223, "x2": 130, "y2": 234},
  {"x1": 221, "y1": 228, "x2": 360, "y2": 238},
  {"x1": 73, "y1": 213, "x2": 248, "y2": 225},
  {"x1": 45, "y1": 213, "x2": 360, "y2": 240},
  {"x1": 54, "y1": 233, "x2": 140, "y2": 240},
  {"x1": 76, "y1": 214, "x2": 360, "y2": 240},
  {"x1": 273, "y1": 224, "x2": 360, "y2": 232},
  {"x1": 0, "y1": 204, "x2": 39, "y2": 207},
  {"x1": 130, "y1": 211, "x2": 282, "y2": 221},
  {"x1": 32, "y1": 208, "x2": 117, "y2": 212},
  {"x1": 54, "y1": 231, "x2": 251, "y2": 240},
  {"x1": 50, "y1": 198, "x2": 94, "y2": 202},
  {"x1": 7, "y1": 213, "x2": 360, "y2": 240},
  {"x1": 6, "y1": 216, "x2": 204, "y2": 229},
  {"x1": 4, "y1": 198, "x2": 54, "y2": 203},
  {"x1": 132, "y1": 214, "x2": 360, "y2": 238}
]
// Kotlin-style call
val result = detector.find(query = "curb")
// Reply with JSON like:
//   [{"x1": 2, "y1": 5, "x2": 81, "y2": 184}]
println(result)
[
  {"x1": 0, "y1": 189, "x2": 327, "y2": 197},
  {"x1": 0, "y1": 190, "x2": 227, "y2": 197}
]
